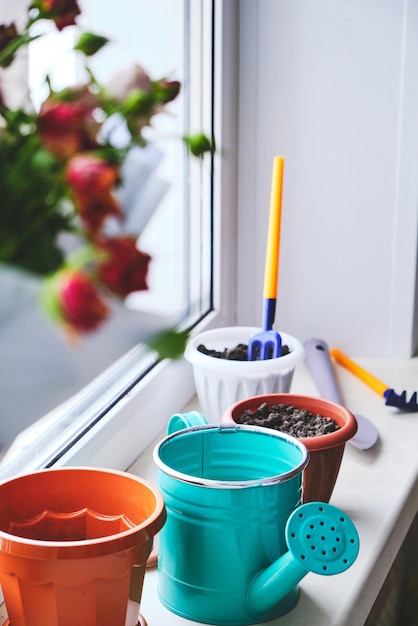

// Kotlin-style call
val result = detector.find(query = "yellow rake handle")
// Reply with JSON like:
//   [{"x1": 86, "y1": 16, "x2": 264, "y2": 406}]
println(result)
[
  {"x1": 263, "y1": 156, "x2": 284, "y2": 299},
  {"x1": 330, "y1": 348, "x2": 388, "y2": 397}
]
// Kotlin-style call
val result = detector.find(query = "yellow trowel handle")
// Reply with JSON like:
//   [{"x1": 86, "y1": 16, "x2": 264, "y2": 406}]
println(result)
[
  {"x1": 330, "y1": 348, "x2": 388, "y2": 397},
  {"x1": 263, "y1": 156, "x2": 284, "y2": 300}
]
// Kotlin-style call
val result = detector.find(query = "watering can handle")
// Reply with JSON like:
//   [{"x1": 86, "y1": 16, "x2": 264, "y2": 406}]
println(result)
[{"x1": 167, "y1": 411, "x2": 208, "y2": 434}]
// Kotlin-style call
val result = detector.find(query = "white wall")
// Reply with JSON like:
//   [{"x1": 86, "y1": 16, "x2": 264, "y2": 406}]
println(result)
[{"x1": 236, "y1": 0, "x2": 418, "y2": 357}]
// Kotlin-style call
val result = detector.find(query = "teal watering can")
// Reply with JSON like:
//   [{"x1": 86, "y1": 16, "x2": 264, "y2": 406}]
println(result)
[{"x1": 153, "y1": 412, "x2": 360, "y2": 625}]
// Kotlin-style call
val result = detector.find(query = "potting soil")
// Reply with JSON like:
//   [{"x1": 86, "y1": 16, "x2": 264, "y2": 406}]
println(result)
[
  {"x1": 235, "y1": 402, "x2": 340, "y2": 438},
  {"x1": 197, "y1": 342, "x2": 290, "y2": 360}
]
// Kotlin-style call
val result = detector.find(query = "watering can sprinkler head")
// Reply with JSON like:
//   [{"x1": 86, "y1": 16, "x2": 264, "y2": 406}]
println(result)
[{"x1": 248, "y1": 502, "x2": 360, "y2": 617}]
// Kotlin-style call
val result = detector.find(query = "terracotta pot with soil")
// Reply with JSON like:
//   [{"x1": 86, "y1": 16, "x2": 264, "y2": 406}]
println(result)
[
  {"x1": 221, "y1": 393, "x2": 358, "y2": 503},
  {"x1": 184, "y1": 326, "x2": 304, "y2": 423}
]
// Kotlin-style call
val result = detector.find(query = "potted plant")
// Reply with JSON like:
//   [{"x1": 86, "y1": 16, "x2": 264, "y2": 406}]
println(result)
[
  {"x1": 0, "y1": 0, "x2": 212, "y2": 356},
  {"x1": 184, "y1": 326, "x2": 305, "y2": 423}
]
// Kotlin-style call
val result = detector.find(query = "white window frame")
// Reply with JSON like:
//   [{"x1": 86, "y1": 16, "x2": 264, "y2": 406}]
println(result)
[{"x1": 0, "y1": 0, "x2": 238, "y2": 478}]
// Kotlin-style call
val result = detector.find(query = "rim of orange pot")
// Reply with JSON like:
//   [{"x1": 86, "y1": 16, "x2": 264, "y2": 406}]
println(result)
[
  {"x1": 222, "y1": 393, "x2": 358, "y2": 452},
  {"x1": 0, "y1": 467, "x2": 166, "y2": 559}
]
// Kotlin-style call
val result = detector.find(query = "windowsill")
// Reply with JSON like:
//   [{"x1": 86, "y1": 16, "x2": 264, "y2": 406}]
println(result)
[
  {"x1": 1, "y1": 356, "x2": 417, "y2": 625},
  {"x1": 130, "y1": 357, "x2": 418, "y2": 626}
]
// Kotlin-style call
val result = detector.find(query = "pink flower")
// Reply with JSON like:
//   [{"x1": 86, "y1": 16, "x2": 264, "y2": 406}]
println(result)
[
  {"x1": 66, "y1": 154, "x2": 122, "y2": 234},
  {"x1": 55, "y1": 270, "x2": 109, "y2": 333},
  {"x1": 96, "y1": 236, "x2": 151, "y2": 297},
  {"x1": 104, "y1": 64, "x2": 181, "y2": 132},
  {"x1": 66, "y1": 154, "x2": 118, "y2": 196},
  {"x1": 77, "y1": 195, "x2": 122, "y2": 236},
  {"x1": 31, "y1": 0, "x2": 81, "y2": 31},
  {"x1": 37, "y1": 89, "x2": 99, "y2": 159},
  {"x1": 105, "y1": 64, "x2": 152, "y2": 102}
]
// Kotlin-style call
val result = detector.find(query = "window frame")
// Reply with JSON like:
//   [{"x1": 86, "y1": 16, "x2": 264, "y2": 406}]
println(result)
[
  {"x1": 0, "y1": 0, "x2": 238, "y2": 478},
  {"x1": 57, "y1": 0, "x2": 239, "y2": 472}
]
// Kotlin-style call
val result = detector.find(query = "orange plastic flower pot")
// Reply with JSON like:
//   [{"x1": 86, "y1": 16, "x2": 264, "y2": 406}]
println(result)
[
  {"x1": 222, "y1": 393, "x2": 358, "y2": 503},
  {"x1": 0, "y1": 467, "x2": 166, "y2": 626}
]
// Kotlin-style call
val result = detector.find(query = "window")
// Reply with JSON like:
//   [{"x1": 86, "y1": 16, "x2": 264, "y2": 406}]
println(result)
[{"x1": 0, "y1": 0, "x2": 238, "y2": 479}]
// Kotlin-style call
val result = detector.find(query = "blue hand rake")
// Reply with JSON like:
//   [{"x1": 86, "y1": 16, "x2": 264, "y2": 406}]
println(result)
[
  {"x1": 248, "y1": 156, "x2": 284, "y2": 360},
  {"x1": 331, "y1": 348, "x2": 418, "y2": 411}
]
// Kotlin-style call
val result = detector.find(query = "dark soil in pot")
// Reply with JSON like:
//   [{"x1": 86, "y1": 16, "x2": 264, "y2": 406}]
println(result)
[
  {"x1": 235, "y1": 402, "x2": 340, "y2": 438},
  {"x1": 197, "y1": 342, "x2": 290, "y2": 361}
]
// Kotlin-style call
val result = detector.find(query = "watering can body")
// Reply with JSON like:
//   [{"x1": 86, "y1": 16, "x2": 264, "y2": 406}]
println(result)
[{"x1": 153, "y1": 415, "x2": 309, "y2": 624}]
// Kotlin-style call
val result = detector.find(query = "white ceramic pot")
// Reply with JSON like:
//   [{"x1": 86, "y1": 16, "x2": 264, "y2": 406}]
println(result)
[{"x1": 184, "y1": 326, "x2": 304, "y2": 423}]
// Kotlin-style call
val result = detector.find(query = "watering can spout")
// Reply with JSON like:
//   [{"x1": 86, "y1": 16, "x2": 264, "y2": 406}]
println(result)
[
  {"x1": 248, "y1": 550, "x2": 306, "y2": 614},
  {"x1": 248, "y1": 502, "x2": 360, "y2": 618}
]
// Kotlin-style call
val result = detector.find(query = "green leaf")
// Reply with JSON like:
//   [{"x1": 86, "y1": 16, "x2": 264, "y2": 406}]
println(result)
[
  {"x1": 0, "y1": 32, "x2": 39, "y2": 68},
  {"x1": 74, "y1": 32, "x2": 109, "y2": 56},
  {"x1": 122, "y1": 89, "x2": 155, "y2": 116},
  {"x1": 39, "y1": 274, "x2": 63, "y2": 324},
  {"x1": 147, "y1": 328, "x2": 190, "y2": 360},
  {"x1": 183, "y1": 132, "x2": 214, "y2": 158}
]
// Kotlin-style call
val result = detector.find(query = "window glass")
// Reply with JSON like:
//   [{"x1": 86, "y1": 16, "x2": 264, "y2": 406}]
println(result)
[{"x1": 0, "y1": 0, "x2": 214, "y2": 471}]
